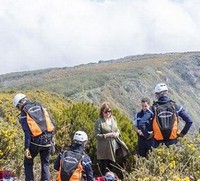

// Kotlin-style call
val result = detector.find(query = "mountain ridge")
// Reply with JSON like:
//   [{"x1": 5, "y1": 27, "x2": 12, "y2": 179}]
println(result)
[{"x1": 0, "y1": 51, "x2": 199, "y2": 133}]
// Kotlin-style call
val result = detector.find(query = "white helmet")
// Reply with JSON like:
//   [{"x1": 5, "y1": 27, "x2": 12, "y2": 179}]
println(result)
[
  {"x1": 154, "y1": 83, "x2": 168, "y2": 93},
  {"x1": 13, "y1": 93, "x2": 26, "y2": 107},
  {"x1": 73, "y1": 131, "x2": 88, "y2": 142}
]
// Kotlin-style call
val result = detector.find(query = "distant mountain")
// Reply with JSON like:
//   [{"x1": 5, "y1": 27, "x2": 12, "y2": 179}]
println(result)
[{"x1": 0, "y1": 51, "x2": 199, "y2": 133}]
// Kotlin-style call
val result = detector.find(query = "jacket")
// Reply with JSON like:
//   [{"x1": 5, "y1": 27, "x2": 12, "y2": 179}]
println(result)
[
  {"x1": 95, "y1": 116, "x2": 120, "y2": 162},
  {"x1": 133, "y1": 110, "x2": 152, "y2": 134}
]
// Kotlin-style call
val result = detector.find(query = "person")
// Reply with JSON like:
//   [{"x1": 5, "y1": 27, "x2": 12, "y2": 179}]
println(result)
[
  {"x1": 139, "y1": 83, "x2": 193, "y2": 148},
  {"x1": 54, "y1": 130, "x2": 94, "y2": 181},
  {"x1": 94, "y1": 102, "x2": 129, "y2": 177},
  {"x1": 13, "y1": 93, "x2": 55, "y2": 181},
  {"x1": 133, "y1": 97, "x2": 153, "y2": 157}
]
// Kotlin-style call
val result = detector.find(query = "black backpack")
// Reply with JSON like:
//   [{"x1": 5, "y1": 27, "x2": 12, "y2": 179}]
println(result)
[
  {"x1": 61, "y1": 149, "x2": 85, "y2": 181},
  {"x1": 153, "y1": 100, "x2": 177, "y2": 140},
  {"x1": 23, "y1": 102, "x2": 55, "y2": 137}
]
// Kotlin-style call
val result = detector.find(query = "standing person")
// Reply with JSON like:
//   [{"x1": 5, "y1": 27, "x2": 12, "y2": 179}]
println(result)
[
  {"x1": 13, "y1": 93, "x2": 55, "y2": 181},
  {"x1": 133, "y1": 97, "x2": 153, "y2": 157},
  {"x1": 54, "y1": 131, "x2": 94, "y2": 181},
  {"x1": 94, "y1": 102, "x2": 129, "y2": 176},
  {"x1": 139, "y1": 83, "x2": 193, "y2": 148}
]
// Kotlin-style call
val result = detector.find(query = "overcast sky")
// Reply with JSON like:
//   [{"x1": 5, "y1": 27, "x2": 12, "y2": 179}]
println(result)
[{"x1": 0, "y1": 0, "x2": 200, "y2": 75}]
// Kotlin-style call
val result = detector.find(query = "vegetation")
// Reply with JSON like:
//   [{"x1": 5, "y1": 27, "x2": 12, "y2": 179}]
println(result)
[
  {"x1": 0, "y1": 90, "x2": 199, "y2": 180},
  {"x1": 0, "y1": 90, "x2": 136, "y2": 180},
  {"x1": 126, "y1": 135, "x2": 200, "y2": 181},
  {"x1": 0, "y1": 52, "x2": 199, "y2": 179}
]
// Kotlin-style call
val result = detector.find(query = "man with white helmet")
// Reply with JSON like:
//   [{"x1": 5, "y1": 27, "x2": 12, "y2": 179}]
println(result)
[
  {"x1": 13, "y1": 93, "x2": 55, "y2": 181},
  {"x1": 54, "y1": 131, "x2": 94, "y2": 181},
  {"x1": 139, "y1": 83, "x2": 193, "y2": 148},
  {"x1": 13, "y1": 93, "x2": 27, "y2": 108}
]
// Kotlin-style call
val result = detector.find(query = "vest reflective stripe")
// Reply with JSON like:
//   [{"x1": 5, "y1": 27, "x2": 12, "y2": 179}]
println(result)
[
  {"x1": 56, "y1": 160, "x2": 83, "y2": 181},
  {"x1": 26, "y1": 108, "x2": 54, "y2": 137},
  {"x1": 152, "y1": 115, "x2": 178, "y2": 140}
]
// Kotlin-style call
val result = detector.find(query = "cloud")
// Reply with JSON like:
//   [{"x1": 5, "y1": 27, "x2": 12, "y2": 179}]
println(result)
[{"x1": 0, "y1": 0, "x2": 200, "y2": 74}]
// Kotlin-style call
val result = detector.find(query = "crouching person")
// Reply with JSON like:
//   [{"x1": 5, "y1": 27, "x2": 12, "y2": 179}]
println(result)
[{"x1": 54, "y1": 131, "x2": 94, "y2": 181}]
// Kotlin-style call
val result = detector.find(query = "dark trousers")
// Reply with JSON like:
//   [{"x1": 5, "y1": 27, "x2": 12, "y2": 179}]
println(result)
[
  {"x1": 152, "y1": 139, "x2": 178, "y2": 148},
  {"x1": 99, "y1": 159, "x2": 115, "y2": 175},
  {"x1": 24, "y1": 143, "x2": 51, "y2": 181},
  {"x1": 137, "y1": 135, "x2": 153, "y2": 157}
]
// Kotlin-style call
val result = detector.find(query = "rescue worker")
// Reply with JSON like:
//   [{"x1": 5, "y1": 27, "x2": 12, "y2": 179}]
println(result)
[
  {"x1": 139, "y1": 83, "x2": 193, "y2": 148},
  {"x1": 54, "y1": 131, "x2": 94, "y2": 181},
  {"x1": 13, "y1": 93, "x2": 55, "y2": 181}
]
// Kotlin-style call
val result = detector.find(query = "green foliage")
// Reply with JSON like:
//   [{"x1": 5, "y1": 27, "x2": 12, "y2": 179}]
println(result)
[
  {"x1": 0, "y1": 119, "x2": 17, "y2": 160},
  {"x1": 126, "y1": 135, "x2": 200, "y2": 181},
  {"x1": 54, "y1": 102, "x2": 98, "y2": 157},
  {"x1": 1, "y1": 89, "x2": 199, "y2": 180},
  {"x1": 53, "y1": 101, "x2": 137, "y2": 175},
  {"x1": 0, "y1": 90, "x2": 72, "y2": 178},
  {"x1": 0, "y1": 93, "x2": 24, "y2": 178}
]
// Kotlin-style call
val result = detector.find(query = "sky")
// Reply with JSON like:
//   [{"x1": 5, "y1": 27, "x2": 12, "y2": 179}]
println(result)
[{"x1": 0, "y1": 0, "x2": 200, "y2": 75}]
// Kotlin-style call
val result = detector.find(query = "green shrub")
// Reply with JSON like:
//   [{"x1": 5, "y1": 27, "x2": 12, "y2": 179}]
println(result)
[
  {"x1": 53, "y1": 102, "x2": 137, "y2": 175},
  {"x1": 126, "y1": 135, "x2": 200, "y2": 181}
]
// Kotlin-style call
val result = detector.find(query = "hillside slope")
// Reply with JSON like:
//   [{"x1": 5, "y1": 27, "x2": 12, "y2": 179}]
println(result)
[{"x1": 0, "y1": 52, "x2": 199, "y2": 133}]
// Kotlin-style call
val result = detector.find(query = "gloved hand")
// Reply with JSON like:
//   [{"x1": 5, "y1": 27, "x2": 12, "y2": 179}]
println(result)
[{"x1": 24, "y1": 149, "x2": 32, "y2": 159}]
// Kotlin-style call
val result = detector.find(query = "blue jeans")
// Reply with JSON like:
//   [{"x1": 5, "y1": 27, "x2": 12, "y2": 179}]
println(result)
[{"x1": 24, "y1": 143, "x2": 51, "y2": 181}]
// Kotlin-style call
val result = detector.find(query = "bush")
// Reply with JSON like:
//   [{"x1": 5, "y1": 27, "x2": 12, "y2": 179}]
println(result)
[
  {"x1": 54, "y1": 102, "x2": 137, "y2": 175},
  {"x1": 126, "y1": 135, "x2": 200, "y2": 181}
]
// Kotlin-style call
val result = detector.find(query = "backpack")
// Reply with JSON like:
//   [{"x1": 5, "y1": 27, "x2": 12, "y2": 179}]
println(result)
[
  {"x1": 60, "y1": 150, "x2": 85, "y2": 181},
  {"x1": 23, "y1": 102, "x2": 55, "y2": 137},
  {"x1": 152, "y1": 100, "x2": 178, "y2": 140}
]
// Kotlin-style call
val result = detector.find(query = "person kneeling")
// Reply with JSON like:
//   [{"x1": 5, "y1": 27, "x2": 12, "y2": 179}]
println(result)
[{"x1": 54, "y1": 131, "x2": 94, "y2": 181}]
